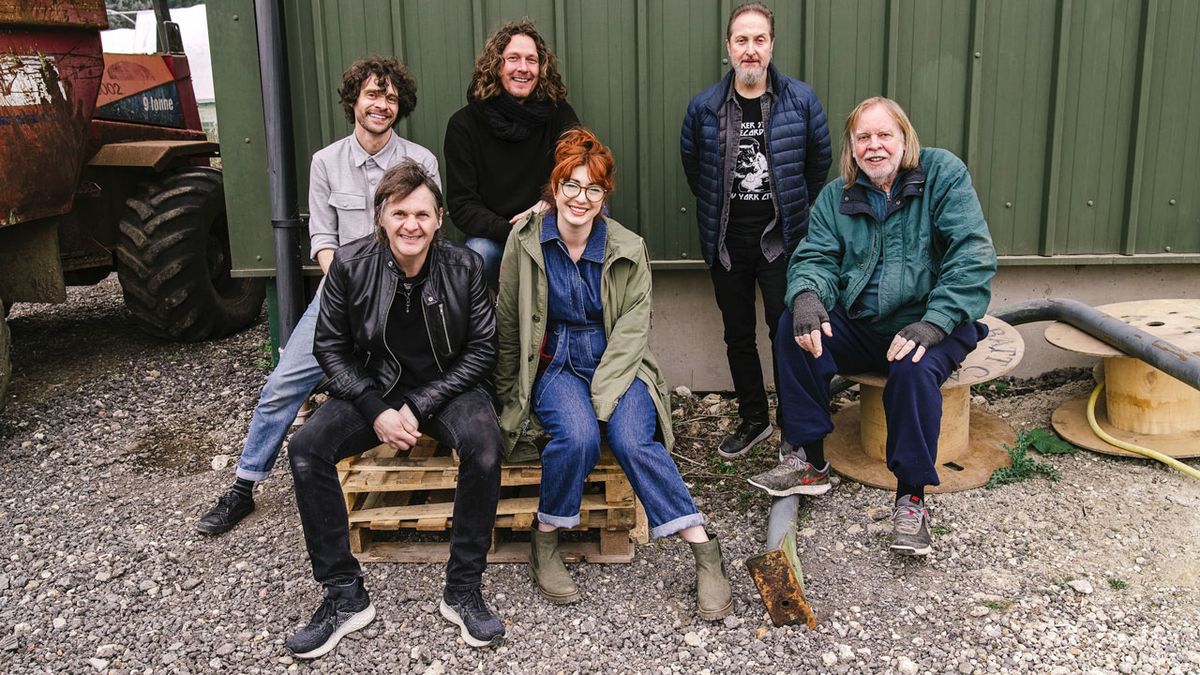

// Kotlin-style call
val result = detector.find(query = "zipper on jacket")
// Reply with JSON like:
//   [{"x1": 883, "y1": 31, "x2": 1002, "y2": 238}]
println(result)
[
  {"x1": 381, "y1": 274, "x2": 402, "y2": 398},
  {"x1": 438, "y1": 304, "x2": 453, "y2": 356},
  {"x1": 423, "y1": 294, "x2": 445, "y2": 374}
]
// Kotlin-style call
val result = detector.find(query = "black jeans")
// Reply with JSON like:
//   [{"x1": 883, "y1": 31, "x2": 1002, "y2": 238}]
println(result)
[
  {"x1": 710, "y1": 233, "x2": 787, "y2": 424},
  {"x1": 287, "y1": 387, "x2": 502, "y2": 591}
]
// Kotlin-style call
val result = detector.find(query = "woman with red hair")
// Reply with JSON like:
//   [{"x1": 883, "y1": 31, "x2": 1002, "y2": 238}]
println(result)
[{"x1": 494, "y1": 128, "x2": 732, "y2": 620}]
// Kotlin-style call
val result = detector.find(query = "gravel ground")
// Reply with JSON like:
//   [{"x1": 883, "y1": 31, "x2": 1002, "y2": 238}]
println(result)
[{"x1": 1, "y1": 277, "x2": 1198, "y2": 674}]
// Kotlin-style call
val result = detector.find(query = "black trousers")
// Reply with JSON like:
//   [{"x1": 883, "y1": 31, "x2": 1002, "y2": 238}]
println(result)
[
  {"x1": 709, "y1": 234, "x2": 787, "y2": 424},
  {"x1": 287, "y1": 387, "x2": 502, "y2": 591}
]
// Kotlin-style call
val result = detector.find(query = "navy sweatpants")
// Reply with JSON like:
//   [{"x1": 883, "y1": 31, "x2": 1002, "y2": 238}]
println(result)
[{"x1": 774, "y1": 304, "x2": 987, "y2": 487}]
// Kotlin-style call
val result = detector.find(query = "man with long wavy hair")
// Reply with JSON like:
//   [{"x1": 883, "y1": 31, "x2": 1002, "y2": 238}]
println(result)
[{"x1": 444, "y1": 18, "x2": 578, "y2": 287}]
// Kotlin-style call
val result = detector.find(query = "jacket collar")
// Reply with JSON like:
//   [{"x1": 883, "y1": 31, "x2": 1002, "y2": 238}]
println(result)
[
  {"x1": 839, "y1": 163, "x2": 927, "y2": 221},
  {"x1": 349, "y1": 130, "x2": 399, "y2": 167},
  {"x1": 517, "y1": 212, "x2": 639, "y2": 267},
  {"x1": 539, "y1": 213, "x2": 608, "y2": 264}
]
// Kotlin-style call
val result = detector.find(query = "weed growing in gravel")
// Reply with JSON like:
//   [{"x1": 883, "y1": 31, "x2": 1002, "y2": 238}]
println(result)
[
  {"x1": 983, "y1": 599, "x2": 1013, "y2": 612},
  {"x1": 1108, "y1": 577, "x2": 1129, "y2": 590},
  {"x1": 931, "y1": 524, "x2": 952, "y2": 536},
  {"x1": 972, "y1": 380, "x2": 1011, "y2": 398},
  {"x1": 255, "y1": 341, "x2": 273, "y2": 369},
  {"x1": 987, "y1": 428, "x2": 1078, "y2": 487}
]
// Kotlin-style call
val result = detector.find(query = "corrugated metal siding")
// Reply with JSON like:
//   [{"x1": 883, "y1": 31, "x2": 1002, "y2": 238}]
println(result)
[{"x1": 210, "y1": 0, "x2": 1200, "y2": 275}]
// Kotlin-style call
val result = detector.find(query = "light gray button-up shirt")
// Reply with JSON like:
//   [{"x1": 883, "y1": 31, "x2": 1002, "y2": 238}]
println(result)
[{"x1": 307, "y1": 130, "x2": 441, "y2": 260}]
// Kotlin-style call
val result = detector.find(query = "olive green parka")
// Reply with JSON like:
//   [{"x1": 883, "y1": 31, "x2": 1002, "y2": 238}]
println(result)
[{"x1": 494, "y1": 212, "x2": 674, "y2": 461}]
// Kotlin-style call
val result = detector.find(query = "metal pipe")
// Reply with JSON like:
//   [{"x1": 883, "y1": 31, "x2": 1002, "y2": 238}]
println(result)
[
  {"x1": 765, "y1": 496, "x2": 800, "y2": 550},
  {"x1": 253, "y1": 0, "x2": 303, "y2": 347},
  {"x1": 991, "y1": 298, "x2": 1200, "y2": 391}
]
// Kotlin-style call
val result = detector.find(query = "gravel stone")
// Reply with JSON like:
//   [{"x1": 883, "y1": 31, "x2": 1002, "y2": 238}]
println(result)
[
  {"x1": 1068, "y1": 579, "x2": 1095, "y2": 595},
  {"x1": 2, "y1": 281, "x2": 1199, "y2": 673}
]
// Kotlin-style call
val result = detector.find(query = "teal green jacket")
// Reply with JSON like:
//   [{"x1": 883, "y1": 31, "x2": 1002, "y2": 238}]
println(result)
[
  {"x1": 494, "y1": 212, "x2": 674, "y2": 460},
  {"x1": 785, "y1": 148, "x2": 997, "y2": 335}
]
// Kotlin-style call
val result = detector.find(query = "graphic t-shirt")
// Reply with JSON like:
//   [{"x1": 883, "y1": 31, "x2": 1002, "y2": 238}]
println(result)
[{"x1": 727, "y1": 92, "x2": 775, "y2": 240}]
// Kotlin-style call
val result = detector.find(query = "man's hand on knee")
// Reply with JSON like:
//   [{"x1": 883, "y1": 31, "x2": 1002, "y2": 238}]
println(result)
[
  {"x1": 888, "y1": 321, "x2": 946, "y2": 363},
  {"x1": 791, "y1": 292, "x2": 832, "y2": 357},
  {"x1": 373, "y1": 406, "x2": 421, "y2": 450}
]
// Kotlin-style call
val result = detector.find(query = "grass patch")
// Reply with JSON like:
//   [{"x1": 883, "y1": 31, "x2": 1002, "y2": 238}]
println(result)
[
  {"x1": 983, "y1": 599, "x2": 1013, "y2": 612},
  {"x1": 972, "y1": 380, "x2": 1011, "y2": 398},
  {"x1": 987, "y1": 428, "x2": 1078, "y2": 487},
  {"x1": 1108, "y1": 577, "x2": 1129, "y2": 590},
  {"x1": 931, "y1": 524, "x2": 952, "y2": 536}
]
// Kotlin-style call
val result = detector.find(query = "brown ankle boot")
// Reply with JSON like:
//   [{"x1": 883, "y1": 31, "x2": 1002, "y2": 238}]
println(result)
[
  {"x1": 689, "y1": 536, "x2": 733, "y2": 620},
  {"x1": 529, "y1": 528, "x2": 579, "y2": 604}
]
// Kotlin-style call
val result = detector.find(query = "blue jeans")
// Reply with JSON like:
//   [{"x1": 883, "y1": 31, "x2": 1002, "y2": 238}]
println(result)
[
  {"x1": 533, "y1": 327, "x2": 704, "y2": 539},
  {"x1": 465, "y1": 236, "x2": 503, "y2": 289},
  {"x1": 774, "y1": 305, "x2": 986, "y2": 487},
  {"x1": 236, "y1": 293, "x2": 326, "y2": 481}
]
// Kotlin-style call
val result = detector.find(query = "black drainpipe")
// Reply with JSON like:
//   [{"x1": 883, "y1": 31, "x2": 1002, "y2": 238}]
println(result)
[{"x1": 254, "y1": 0, "x2": 303, "y2": 346}]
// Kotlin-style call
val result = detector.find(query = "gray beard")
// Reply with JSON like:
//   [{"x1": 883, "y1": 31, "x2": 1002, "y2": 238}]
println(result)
[{"x1": 735, "y1": 64, "x2": 764, "y2": 87}]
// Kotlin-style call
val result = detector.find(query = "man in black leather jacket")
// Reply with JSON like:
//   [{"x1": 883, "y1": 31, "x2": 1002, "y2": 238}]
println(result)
[{"x1": 283, "y1": 161, "x2": 505, "y2": 658}]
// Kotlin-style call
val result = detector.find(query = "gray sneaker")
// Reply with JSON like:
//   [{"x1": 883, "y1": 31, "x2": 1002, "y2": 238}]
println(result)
[
  {"x1": 747, "y1": 455, "x2": 831, "y2": 497},
  {"x1": 890, "y1": 495, "x2": 932, "y2": 556}
]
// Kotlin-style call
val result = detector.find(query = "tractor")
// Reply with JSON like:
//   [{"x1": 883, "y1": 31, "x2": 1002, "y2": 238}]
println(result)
[{"x1": 0, "y1": 0, "x2": 264, "y2": 412}]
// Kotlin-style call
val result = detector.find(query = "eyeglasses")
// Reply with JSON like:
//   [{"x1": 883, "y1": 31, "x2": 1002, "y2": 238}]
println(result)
[{"x1": 559, "y1": 180, "x2": 606, "y2": 203}]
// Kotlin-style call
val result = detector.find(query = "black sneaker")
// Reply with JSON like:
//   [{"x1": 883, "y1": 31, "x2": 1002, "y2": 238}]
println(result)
[
  {"x1": 439, "y1": 587, "x2": 505, "y2": 648},
  {"x1": 195, "y1": 489, "x2": 254, "y2": 535},
  {"x1": 286, "y1": 580, "x2": 376, "y2": 659},
  {"x1": 718, "y1": 419, "x2": 773, "y2": 459}
]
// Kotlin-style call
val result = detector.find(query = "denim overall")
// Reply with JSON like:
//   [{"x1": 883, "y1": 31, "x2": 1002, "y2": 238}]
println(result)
[{"x1": 533, "y1": 216, "x2": 704, "y2": 539}]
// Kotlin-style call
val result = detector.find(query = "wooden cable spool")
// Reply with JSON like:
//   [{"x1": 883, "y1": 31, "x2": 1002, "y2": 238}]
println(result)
[
  {"x1": 1045, "y1": 299, "x2": 1200, "y2": 458},
  {"x1": 825, "y1": 315, "x2": 1024, "y2": 492}
]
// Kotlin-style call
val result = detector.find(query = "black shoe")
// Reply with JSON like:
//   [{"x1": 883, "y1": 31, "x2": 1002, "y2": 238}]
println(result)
[
  {"x1": 195, "y1": 489, "x2": 254, "y2": 535},
  {"x1": 439, "y1": 587, "x2": 505, "y2": 648},
  {"x1": 286, "y1": 580, "x2": 376, "y2": 659},
  {"x1": 717, "y1": 419, "x2": 773, "y2": 459}
]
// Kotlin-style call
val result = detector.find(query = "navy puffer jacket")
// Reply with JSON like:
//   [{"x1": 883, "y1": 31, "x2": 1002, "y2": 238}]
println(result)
[{"x1": 680, "y1": 64, "x2": 832, "y2": 267}]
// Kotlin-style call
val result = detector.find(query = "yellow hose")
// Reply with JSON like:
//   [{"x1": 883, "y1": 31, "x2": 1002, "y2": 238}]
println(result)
[{"x1": 1086, "y1": 381, "x2": 1200, "y2": 481}]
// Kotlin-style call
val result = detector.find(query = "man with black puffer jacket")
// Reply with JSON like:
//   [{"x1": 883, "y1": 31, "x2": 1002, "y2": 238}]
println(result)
[
  {"x1": 681, "y1": 2, "x2": 832, "y2": 462},
  {"x1": 283, "y1": 161, "x2": 505, "y2": 659}
]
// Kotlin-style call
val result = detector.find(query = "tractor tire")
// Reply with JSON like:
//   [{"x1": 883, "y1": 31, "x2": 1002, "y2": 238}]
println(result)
[
  {"x1": 1, "y1": 302, "x2": 10, "y2": 414},
  {"x1": 116, "y1": 166, "x2": 265, "y2": 342}
]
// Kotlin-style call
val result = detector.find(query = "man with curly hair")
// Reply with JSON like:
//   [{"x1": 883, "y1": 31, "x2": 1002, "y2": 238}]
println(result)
[
  {"x1": 196, "y1": 56, "x2": 440, "y2": 536},
  {"x1": 444, "y1": 18, "x2": 578, "y2": 287}
]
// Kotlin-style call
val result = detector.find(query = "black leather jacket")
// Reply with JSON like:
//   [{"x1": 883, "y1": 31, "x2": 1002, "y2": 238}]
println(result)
[{"x1": 314, "y1": 235, "x2": 496, "y2": 420}]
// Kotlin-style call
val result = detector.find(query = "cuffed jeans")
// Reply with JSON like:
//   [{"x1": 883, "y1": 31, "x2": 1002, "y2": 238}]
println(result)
[
  {"x1": 532, "y1": 325, "x2": 704, "y2": 539},
  {"x1": 288, "y1": 387, "x2": 502, "y2": 590},
  {"x1": 710, "y1": 234, "x2": 787, "y2": 425},
  {"x1": 774, "y1": 304, "x2": 987, "y2": 488},
  {"x1": 236, "y1": 294, "x2": 325, "y2": 481},
  {"x1": 465, "y1": 236, "x2": 503, "y2": 289}
]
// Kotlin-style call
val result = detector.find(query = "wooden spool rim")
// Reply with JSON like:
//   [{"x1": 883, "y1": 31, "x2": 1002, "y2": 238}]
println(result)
[
  {"x1": 844, "y1": 314, "x2": 1025, "y2": 389},
  {"x1": 1043, "y1": 298, "x2": 1200, "y2": 358},
  {"x1": 825, "y1": 402, "x2": 1016, "y2": 493},
  {"x1": 1051, "y1": 395, "x2": 1200, "y2": 459}
]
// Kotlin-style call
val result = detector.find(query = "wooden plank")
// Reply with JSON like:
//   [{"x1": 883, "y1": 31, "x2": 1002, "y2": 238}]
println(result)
[
  {"x1": 354, "y1": 540, "x2": 634, "y2": 565},
  {"x1": 349, "y1": 493, "x2": 629, "y2": 526}
]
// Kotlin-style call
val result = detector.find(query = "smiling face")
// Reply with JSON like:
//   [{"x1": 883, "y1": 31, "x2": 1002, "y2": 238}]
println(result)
[
  {"x1": 553, "y1": 164, "x2": 604, "y2": 230},
  {"x1": 726, "y1": 11, "x2": 773, "y2": 87},
  {"x1": 499, "y1": 34, "x2": 540, "y2": 100},
  {"x1": 352, "y1": 78, "x2": 399, "y2": 138},
  {"x1": 379, "y1": 186, "x2": 441, "y2": 272},
  {"x1": 852, "y1": 104, "x2": 906, "y2": 191}
]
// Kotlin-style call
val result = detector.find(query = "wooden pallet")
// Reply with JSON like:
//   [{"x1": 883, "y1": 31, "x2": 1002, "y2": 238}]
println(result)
[{"x1": 337, "y1": 438, "x2": 646, "y2": 564}]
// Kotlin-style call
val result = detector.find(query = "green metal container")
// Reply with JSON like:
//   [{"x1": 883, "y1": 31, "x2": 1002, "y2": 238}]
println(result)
[{"x1": 210, "y1": 0, "x2": 1200, "y2": 276}]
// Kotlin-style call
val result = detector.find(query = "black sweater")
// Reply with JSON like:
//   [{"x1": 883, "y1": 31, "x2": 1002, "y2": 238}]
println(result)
[{"x1": 444, "y1": 99, "x2": 579, "y2": 242}]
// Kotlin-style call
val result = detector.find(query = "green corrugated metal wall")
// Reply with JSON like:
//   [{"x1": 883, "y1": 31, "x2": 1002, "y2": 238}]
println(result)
[{"x1": 210, "y1": 0, "x2": 1200, "y2": 276}]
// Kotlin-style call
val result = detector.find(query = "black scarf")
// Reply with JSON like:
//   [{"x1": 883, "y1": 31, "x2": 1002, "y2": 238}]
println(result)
[{"x1": 477, "y1": 92, "x2": 556, "y2": 142}]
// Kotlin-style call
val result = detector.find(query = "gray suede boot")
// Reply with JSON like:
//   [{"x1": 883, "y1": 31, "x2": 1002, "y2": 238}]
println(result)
[
  {"x1": 689, "y1": 536, "x2": 733, "y2": 620},
  {"x1": 529, "y1": 528, "x2": 580, "y2": 604}
]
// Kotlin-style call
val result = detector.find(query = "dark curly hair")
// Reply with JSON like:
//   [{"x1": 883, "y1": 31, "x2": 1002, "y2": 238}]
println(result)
[
  {"x1": 468, "y1": 18, "x2": 568, "y2": 103},
  {"x1": 338, "y1": 56, "x2": 417, "y2": 127}
]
